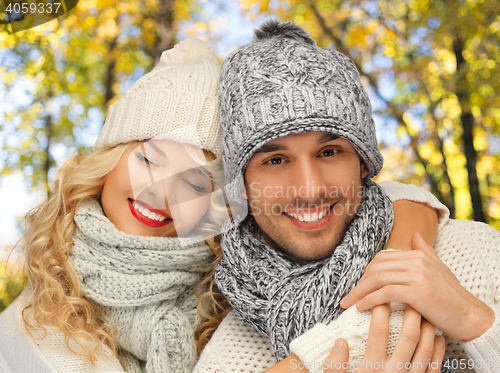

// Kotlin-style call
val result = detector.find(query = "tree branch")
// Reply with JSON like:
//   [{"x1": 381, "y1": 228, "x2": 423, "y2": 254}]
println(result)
[{"x1": 309, "y1": 1, "x2": 445, "y2": 201}]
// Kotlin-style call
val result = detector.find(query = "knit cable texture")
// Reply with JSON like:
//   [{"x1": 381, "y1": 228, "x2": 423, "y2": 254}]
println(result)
[
  {"x1": 94, "y1": 38, "x2": 222, "y2": 156},
  {"x1": 196, "y1": 220, "x2": 500, "y2": 373},
  {"x1": 70, "y1": 199, "x2": 214, "y2": 373},
  {"x1": 290, "y1": 218, "x2": 500, "y2": 373},
  {"x1": 219, "y1": 20, "x2": 383, "y2": 203},
  {"x1": 215, "y1": 179, "x2": 394, "y2": 361}
]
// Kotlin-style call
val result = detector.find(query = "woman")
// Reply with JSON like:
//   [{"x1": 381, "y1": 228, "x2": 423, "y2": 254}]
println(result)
[{"x1": 0, "y1": 38, "x2": 232, "y2": 373}]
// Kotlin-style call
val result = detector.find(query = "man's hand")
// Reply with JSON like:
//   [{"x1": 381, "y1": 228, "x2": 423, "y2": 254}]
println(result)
[
  {"x1": 324, "y1": 304, "x2": 445, "y2": 373},
  {"x1": 340, "y1": 232, "x2": 494, "y2": 341}
]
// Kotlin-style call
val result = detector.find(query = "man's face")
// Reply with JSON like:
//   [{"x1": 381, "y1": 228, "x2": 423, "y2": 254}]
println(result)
[{"x1": 244, "y1": 132, "x2": 368, "y2": 261}]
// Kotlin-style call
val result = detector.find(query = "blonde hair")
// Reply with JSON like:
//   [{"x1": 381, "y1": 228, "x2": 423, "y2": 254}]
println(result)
[
  {"x1": 183, "y1": 145, "x2": 232, "y2": 353},
  {"x1": 21, "y1": 141, "x2": 231, "y2": 363}
]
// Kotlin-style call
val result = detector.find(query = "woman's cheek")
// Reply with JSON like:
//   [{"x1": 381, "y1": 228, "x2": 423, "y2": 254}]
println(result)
[{"x1": 170, "y1": 195, "x2": 210, "y2": 236}]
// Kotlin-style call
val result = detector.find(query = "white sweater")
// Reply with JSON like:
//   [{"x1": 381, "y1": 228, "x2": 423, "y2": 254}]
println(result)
[
  {"x1": 0, "y1": 291, "x2": 124, "y2": 373},
  {"x1": 194, "y1": 181, "x2": 500, "y2": 373}
]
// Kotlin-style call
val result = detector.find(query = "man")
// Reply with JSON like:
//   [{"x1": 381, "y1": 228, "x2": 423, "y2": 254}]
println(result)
[{"x1": 194, "y1": 20, "x2": 500, "y2": 373}]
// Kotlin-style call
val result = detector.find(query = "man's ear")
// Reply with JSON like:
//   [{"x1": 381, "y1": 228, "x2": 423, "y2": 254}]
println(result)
[{"x1": 360, "y1": 161, "x2": 368, "y2": 179}]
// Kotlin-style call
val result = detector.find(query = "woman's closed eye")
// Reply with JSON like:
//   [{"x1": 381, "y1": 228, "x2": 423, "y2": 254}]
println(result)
[
  {"x1": 136, "y1": 152, "x2": 159, "y2": 168},
  {"x1": 183, "y1": 178, "x2": 209, "y2": 193}
]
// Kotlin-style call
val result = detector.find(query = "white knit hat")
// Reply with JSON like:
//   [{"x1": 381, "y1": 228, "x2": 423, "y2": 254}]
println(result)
[{"x1": 94, "y1": 38, "x2": 222, "y2": 156}]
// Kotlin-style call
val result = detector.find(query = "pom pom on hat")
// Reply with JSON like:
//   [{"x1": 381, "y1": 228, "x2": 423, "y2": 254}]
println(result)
[
  {"x1": 160, "y1": 38, "x2": 217, "y2": 65},
  {"x1": 94, "y1": 38, "x2": 222, "y2": 155},
  {"x1": 219, "y1": 19, "x2": 384, "y2": 203},
  {"x1": 252, "y1": 19, "x2": 316, "y2": 45}
]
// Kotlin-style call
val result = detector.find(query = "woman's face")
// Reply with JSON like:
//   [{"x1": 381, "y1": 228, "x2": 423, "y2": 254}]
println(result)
[{"x1": 101, "y1": 140, "x2": 214, "y2": 237}]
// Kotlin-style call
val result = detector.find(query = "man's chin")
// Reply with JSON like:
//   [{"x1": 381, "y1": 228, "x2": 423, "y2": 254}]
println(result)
[{"x1": 263, "y1": 232, "x2": 340, "y2": 263}]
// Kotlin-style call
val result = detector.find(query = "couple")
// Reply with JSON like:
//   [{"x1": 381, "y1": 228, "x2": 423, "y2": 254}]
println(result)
[{"x1": 0, "y1": 19, "x2": 498, "y2": 373}]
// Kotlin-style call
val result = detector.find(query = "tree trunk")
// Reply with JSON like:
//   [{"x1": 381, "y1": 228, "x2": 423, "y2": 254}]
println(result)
[
  {"x1": 149, "y1": 0, "x2": 176, "y2": 66},
  {"x1": 103, "y1": 36, "x2": 118, "y2": 114},
  {"x1": 453, "y1": 37, "x2": 485, "y2": 222},
  {"x1": 309, "y1": 1, "x2": 447, "y2": 204},
  {"x1": 44, "y1": 91, "x2": 53, "y2": 198}
]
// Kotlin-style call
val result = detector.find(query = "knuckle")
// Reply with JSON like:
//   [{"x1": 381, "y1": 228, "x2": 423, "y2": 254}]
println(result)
[
  {"x1": 413, "y1": 257, "x2": 428, "y2": 268},
  {"x1": 382, "y1": 285, "x2": 396, "y2": 298},
  {"x1": 419, "y1": 343, "x2": 435, "y2": 358},
  {"x1": 402, "y1": 328, "x2": 420, "y2": 344},
  {"x1": 371, "y1": 322, "x2": 388, "y2": 337},
  {"x1": 372, "y1": 271, "x2": 385, "y2": 284},
  {"x1": 366, "y1": 258, "x2": 381, "y2": 273}
]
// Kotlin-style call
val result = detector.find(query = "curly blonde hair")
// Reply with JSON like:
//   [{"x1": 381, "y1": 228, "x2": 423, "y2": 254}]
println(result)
[
  {"x1": 21, "y1": 141, "x2": 231, "y2": 364},
  {"x1": 183, "y1": 144, "x2": 232, "y2": 353}
]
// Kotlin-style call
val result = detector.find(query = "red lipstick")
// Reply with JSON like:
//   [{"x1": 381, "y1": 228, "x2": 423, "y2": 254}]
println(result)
[{"x1": 128, "y1": 199, "x2": 173, "y2": 228}]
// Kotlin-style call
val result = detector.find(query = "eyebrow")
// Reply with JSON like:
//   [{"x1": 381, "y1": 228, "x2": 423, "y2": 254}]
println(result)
[
  {"x1": 253, "y1": 143, "x2": 288, "y2": 154},
  {"x1": 253, "y1": 133, "x2": 340, "y2": 155},
  {"x1": 317, "y1": 133, "x2": 339, "y2": 144},
  {"x1": 143, "y1": 141, "x2": 167, "y2": 158}
]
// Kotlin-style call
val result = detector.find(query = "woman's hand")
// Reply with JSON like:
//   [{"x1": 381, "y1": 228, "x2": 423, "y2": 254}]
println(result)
[{"x1": 324, "y1": 304, "x2": 445, "y2": 373}]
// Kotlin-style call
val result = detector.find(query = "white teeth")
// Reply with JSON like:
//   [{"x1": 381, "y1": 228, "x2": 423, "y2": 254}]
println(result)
[
  {"x1": 285, "y1": 206, "x2": 331, "y2": 222},
  {"x1": 132, "y1": 201, "x2": 167, "y2": 221}
]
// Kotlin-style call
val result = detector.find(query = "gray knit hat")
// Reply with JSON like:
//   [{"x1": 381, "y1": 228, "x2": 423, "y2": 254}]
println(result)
[{"x1": 220, "y1": 19, "x2": 383, "y2": 201}]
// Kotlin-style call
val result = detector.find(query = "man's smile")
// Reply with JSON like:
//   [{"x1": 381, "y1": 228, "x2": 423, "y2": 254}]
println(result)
[{"x1": 282, "y1": 203, "x2": 336, "y2": 230}]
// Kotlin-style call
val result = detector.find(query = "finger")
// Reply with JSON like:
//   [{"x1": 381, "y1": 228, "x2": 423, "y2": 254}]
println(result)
[
  {"x1": 411, "y1": 232, "x2": 439, "y2": 259},
  {"x1": 425, "y1": 336, "x2": 445, "y2": 373},
  {"x1": 354, "y1": 285, "x2": 412, "y2": 312},
  {"x1": 409, "y1": 319, "x2": 437, "y2": 372},
  {"x1": 323, "y1": 339, "x2": 349, "y2": 373},
  {"x1": 342, "y1": 271, "x2": 421, "y2": 310},
  {"x1": 391, "y1": 304, "x2": 422, "y2": 366},
  {"x1": 364, "y1": 303, "x2": 391, "y2": 361},
  {"x1": 340, "y1": 252, "x2": 431, "y2": 309}
]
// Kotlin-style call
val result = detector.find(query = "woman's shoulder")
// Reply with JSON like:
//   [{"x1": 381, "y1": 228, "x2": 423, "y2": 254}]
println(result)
[{"x1": 0, "y1": 290, "x2": 124, "y2": 373}]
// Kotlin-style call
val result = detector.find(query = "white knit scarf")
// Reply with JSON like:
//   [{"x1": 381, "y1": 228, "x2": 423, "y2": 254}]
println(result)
[
  {"x1": 215, "y1": 180, "x2": 394, "y2": 361},
  {"x1": 69, "y1": 199, "x2": 214, "y2": 373}
]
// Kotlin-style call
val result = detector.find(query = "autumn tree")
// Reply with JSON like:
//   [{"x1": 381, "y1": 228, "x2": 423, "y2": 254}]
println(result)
[
  {"x1": 242, "y1": 0, "x2": 500, "y2": 226},
  {"x1": 0, "y1": 0, "x2": 203, "y2": 194}
]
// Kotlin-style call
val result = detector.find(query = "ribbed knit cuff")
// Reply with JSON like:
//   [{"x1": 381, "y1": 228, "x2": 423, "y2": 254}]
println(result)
[
  {"x1": 378, "y1": 181, "x2": 450, "y2": 230},
  {"x1": 290, "y1": 323, "x2": 334, "y2": 373},
  {"x1": 460, "y1": 303, "x2": 500, "y2": 373}
]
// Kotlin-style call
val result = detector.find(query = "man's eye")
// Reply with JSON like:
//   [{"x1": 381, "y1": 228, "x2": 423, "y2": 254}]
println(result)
[
  {"x1": 320, "y1": 149, "x2": 338, "y2": 157},
  {"x1": 136, "y1": 152, "x2": 158, "y2": 168},
  {"x1": 266, "y1": 157, "x2": 286, "y2": 165}
]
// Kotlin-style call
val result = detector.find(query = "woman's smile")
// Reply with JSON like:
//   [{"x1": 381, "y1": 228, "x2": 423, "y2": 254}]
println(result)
[{"x1": 127, "y1": 198, "x2": 173, "y2": 228}]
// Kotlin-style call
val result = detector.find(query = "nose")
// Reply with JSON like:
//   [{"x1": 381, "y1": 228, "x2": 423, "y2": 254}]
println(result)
[
  {"x1": 289, "y1": 157, "x2": 327, "y2": 201},
  {"x1": 140, "y1": 178, "x2": 169, "y2": 210}
]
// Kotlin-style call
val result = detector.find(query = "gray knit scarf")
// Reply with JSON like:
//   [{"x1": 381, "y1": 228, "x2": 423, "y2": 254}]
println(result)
[
  {"x1": 215, "y1": 179, "x2": 394, "y2": 361},
  {"x1": 69, "y1": 199, "x2": 213, "y2": 373}
]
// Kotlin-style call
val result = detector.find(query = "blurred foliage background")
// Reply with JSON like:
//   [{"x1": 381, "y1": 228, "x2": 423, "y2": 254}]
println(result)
[{"x1": 0, "y1": 0, "x2": 499, "y2": 311}]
